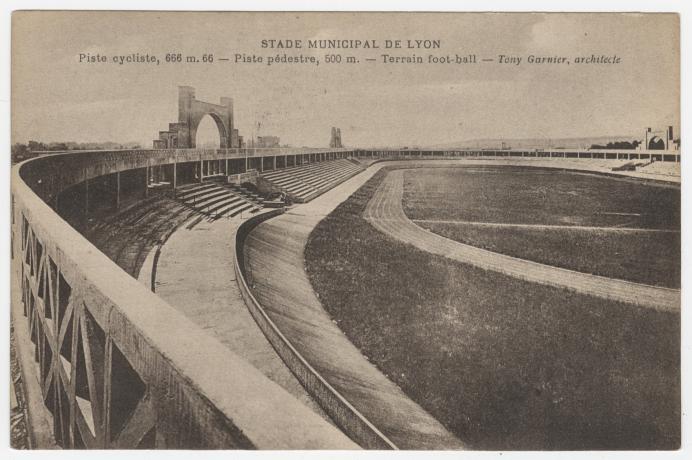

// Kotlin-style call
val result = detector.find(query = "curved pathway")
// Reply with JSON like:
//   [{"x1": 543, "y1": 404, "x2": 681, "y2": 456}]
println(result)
[
  {"x1": 410, "y1": 219, "x2": 680, "y2": 234},
  {"x1": 364, "y1": 169, "x2": 680, "y2": 312},
  {"x1": 141, "y1": 213, "x2": 337, "y2": 426}
]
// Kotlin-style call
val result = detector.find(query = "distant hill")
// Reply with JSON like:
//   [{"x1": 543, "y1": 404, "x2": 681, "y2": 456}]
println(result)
[{"x1": 426, "y1": 136, "x2": 640, "y2": 150}]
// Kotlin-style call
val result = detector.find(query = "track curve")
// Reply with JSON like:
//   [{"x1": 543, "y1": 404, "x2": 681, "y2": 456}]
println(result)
[
  {"x1": 364, "y1": 169, "x2": 679, "y2": 312},
  {"x1": 242, "y1": 165, "x2": 466, "y2": 449}
]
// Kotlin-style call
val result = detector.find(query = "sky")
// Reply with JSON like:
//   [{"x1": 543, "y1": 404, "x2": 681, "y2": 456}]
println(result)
[{"x1": 11, "y1": 11, "x2": 680, "y2": 148}]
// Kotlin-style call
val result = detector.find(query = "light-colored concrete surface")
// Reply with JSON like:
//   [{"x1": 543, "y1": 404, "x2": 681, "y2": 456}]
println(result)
[
  {"x1": 11, "y1": 378, "x2": 19, "y2": 410},
  {"x1": 244, "y1": 165, "x2": 467, "y2": 450},
  {"x1": 376, "y1": 157, "x2": 681, "y2": 184},
  {"x1": 410, "y1": 219, "x2": 680, "y2": 234},
  {"x1": 151, "y1": 213, "x2": 333, "y2": 422},
  {"x1": 364, "y1": 169, "x2": 680, "y2": 311},
  {"x1": 137, "y1": 245, "x2": 157, "y2": 289}
]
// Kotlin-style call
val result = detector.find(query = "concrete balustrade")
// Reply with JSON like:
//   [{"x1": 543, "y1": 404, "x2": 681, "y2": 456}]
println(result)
[{"x1": 10, "y1": 151, "x2": 357, "y2": 449}]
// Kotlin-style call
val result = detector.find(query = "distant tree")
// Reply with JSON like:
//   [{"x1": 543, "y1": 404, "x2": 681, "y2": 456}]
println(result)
[
  {"x1": 13, "y1": 140, "x2": 145, "y2": 163},
  {"x1": 47, "y1": 142, "x2": 69, "y2": 151},
  {"x1": 11, "y1": 143, "x2": 36, "y2": 164},
  {"x1": 590, "y1": 140, "x2": 639, "y2": 150},
  {"x1": 11, "y1": 143, "x2": 29, "y2": 157},
  {"x1": 27, "y1": 140, "x2": 46, "y2": 151}
]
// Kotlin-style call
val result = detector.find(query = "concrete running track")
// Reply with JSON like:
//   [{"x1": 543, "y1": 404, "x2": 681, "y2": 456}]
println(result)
[
  {"x1": 364, "y1": 169, "x2": 680, "y2": 312},
  {"x1": 410, "y1": 219, "x2": 681, "y2": 234}
]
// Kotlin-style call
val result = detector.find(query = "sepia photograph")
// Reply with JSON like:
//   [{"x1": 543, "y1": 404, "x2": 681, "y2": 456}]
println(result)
[{"x1": 6, "y1": 5, "x2": 684, "y2": 455}]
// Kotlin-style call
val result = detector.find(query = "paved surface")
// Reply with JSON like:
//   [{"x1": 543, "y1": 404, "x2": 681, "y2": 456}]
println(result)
[
  {"x1": 244, "y1": 166, "x2": 466, "y2": 450},
  {"x1": 410, "y1": 219, "x2": 681, "y2": 233},
  {"x1": 146, "y1": 213, "x2": 332, "y2": 423},
  {"x1": 364, "y1": 169, "x2": 680, "y2": 312}
]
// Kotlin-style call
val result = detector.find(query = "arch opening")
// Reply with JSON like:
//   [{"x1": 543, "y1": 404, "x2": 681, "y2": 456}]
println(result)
[
  {"x1": 195, "y1": 114, "x2": 225, "y2": 149},
  {"x1": 648, "y1": 136, "x2": 665, "y2": 150}
]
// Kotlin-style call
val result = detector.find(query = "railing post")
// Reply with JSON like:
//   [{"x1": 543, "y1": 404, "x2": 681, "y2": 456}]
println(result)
[
  {"x1": 173, "y1": 158, "x2": 177, "y2": 193},
  {"x1": 115, "y1": 171, "x2": 121, "y2": 210},
  {"x1": 84, "y1": 169, "x2": 90, "y2": 215},
  {"x1": 145, "y1": 161, "x2": 150, "y2": 197}
]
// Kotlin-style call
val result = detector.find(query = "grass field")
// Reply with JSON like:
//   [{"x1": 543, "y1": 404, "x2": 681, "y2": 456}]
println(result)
[
  {"x1": 417, "y1": 222, "x2": 680, "y2": 288},
  {"x1": 305, "y1": 167, "x2": 680, "y2": 450},
  {"x1": 403, "y1": 167, "x2": 680, "y2": 288}
]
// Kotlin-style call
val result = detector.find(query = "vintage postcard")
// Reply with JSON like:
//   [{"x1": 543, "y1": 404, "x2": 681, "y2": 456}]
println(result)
[{"x1": 9, "y1": 10, "x2": 680, "y2": 452}]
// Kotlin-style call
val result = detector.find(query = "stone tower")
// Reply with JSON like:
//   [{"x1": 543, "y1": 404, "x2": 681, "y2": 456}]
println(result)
[{"x1": 329, "y1": 127, "x2": 343, "y2": 148}]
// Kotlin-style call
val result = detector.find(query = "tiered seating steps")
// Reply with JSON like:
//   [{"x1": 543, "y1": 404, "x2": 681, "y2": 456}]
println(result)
[
  {"x1": 175, "y1": 182, "x2": 263, "y2": 225},
  {"x1": 260, "y1": 159, "x2": 363, "y2": 202},
  {"x1": 84, "y1": 196, "x2": 194, "y2": 277}
]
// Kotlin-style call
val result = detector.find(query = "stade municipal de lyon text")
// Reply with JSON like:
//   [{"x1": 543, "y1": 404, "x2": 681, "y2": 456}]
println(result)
[{"x1": 260, "y1": 39, "x2": 442, "y2": 49}]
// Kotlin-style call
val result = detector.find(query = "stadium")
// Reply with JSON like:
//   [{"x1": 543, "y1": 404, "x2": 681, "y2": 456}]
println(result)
[
  {"x1": 9, "y1": 5, "x2": 686, "y2": 452},
  {"x1": 10, "y1": 110, "x2": 680, "y2": 449}
]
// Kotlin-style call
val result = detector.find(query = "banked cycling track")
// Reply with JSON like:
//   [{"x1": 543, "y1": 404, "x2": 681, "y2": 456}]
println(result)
[{"x1": 243, "y1": 162, "x2": 465, "y2": 449}]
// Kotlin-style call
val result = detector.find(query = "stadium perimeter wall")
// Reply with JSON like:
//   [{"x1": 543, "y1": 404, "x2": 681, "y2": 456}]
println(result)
[{"x1": 10, "y1": 150, "x2": 357, "y2": 449}]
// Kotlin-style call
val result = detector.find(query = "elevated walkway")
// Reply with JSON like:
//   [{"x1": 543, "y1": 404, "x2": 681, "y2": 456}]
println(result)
[{"x1": 144, "y1": 213, "x2": 333, "y2": 425}]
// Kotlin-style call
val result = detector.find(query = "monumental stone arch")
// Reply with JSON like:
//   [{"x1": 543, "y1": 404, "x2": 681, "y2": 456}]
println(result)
[
  {"x1": 643, "y1": 126, "x2": 674, "y2": 151},
  {"x1": 153, "y1": 86, "x2": 239, "y2": 149},
  {"x1": 648, "y1": 136, "x2": 666, "y2": 150}
]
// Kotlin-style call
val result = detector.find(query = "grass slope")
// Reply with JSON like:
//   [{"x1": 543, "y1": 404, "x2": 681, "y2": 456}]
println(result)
[{"x1": 305, "y1": 168, "x2": 680, "y2": 450}]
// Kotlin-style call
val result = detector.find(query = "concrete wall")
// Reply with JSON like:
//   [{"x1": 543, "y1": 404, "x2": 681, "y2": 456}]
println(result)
[
  {"x1": 227, "y1": 170, "x2": 259, "y2": 186},
  {"x1": 23, "y1": 148, "x2": 353, "y2": 203}
]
